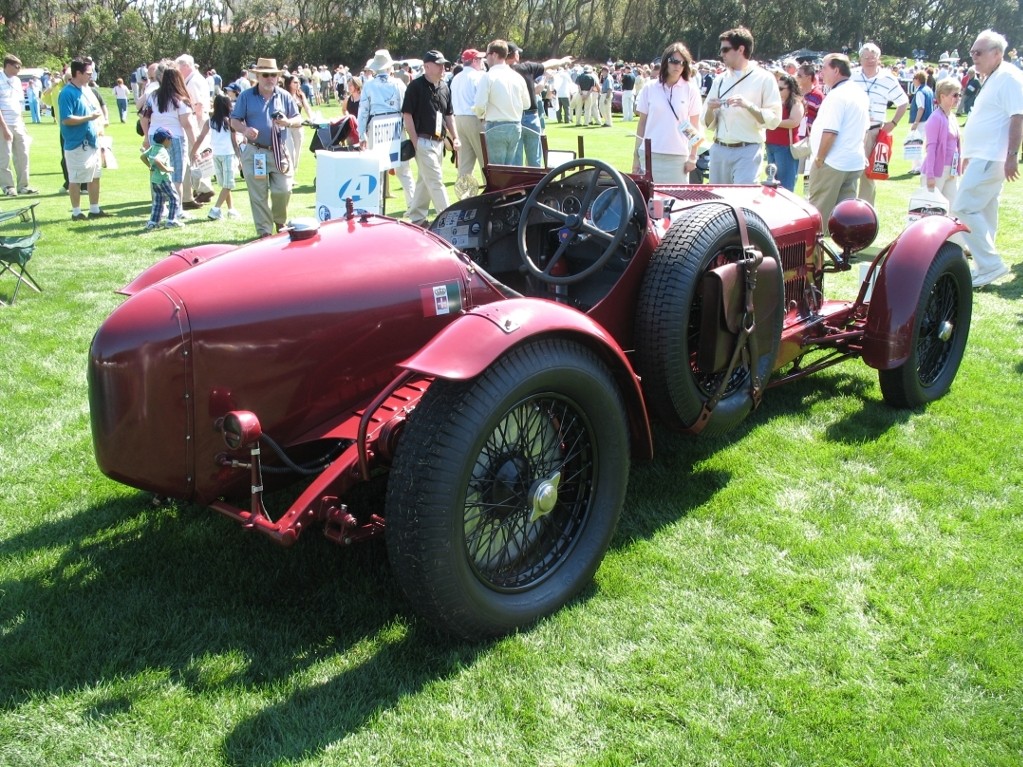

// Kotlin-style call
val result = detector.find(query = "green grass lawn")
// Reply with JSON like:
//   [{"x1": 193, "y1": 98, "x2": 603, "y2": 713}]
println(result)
[{"x1": 1, "y1": 104, "x2": 1021, "y2": 766}]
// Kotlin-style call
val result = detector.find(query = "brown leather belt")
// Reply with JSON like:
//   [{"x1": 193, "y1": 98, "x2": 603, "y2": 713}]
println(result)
[
  {"x1": 714, "y1": 139, "x2": 756, "y2": 148},
  {"x1": 250, "y1": 141, "x2": 272, "y2": 150}
]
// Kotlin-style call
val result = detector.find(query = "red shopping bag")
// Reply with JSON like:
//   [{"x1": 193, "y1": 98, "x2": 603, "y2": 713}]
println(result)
[{"x1": 866, "y1": 129, "x2": 892, "y2": 180}]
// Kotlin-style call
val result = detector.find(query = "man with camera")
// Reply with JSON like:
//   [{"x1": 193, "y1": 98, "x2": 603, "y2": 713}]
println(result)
[{"x1": 230, "y1": 57, "x2": 300, "y2": 237}]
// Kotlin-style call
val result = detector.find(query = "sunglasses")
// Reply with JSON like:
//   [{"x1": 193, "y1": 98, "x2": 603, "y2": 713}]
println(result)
[
  {"x1": 667, "y1": 57, "x2": 683, "y2": 65},
  {"x1": 259, "y1": 73, "x2": 277, "y2": 79},
  {"x1": 719, "y1": 46, "x2": 733, "y2": 54}
]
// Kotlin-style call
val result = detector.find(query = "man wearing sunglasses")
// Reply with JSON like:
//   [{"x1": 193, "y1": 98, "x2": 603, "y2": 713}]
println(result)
[
  {"x1": 951, "y1": 29, "x2": 1023, "y2": 288},
  {"x1": 702, "y1": 26, "x2": 781, "y2": 184}
]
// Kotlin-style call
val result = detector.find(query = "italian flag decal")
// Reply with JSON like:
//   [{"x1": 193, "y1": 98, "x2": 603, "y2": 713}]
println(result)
[{"x1": 421, "y1": 281, "x2": 463, "y2": 317}]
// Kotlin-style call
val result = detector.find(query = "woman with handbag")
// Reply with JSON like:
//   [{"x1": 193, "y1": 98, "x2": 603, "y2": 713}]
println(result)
[
  {"x1": 632, "y1": 42, "x2": 702, "y2": 182},
  {"x1": 920, "y1": 79, "x2": 963, "y2": 205},
  {"x1": 763, "y1": 73, "x2": 804, "y2": 191}
]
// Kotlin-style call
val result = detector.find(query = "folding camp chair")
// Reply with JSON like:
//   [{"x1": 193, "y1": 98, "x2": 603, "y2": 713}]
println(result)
[{"x1": 0, "y1": 202, "x2": 42, "y2": 306}]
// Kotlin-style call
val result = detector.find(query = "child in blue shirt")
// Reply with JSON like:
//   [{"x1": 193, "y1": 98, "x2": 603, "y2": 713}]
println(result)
[{"x1": 141, "y1": 128, "x2": 182, "y2": 228}]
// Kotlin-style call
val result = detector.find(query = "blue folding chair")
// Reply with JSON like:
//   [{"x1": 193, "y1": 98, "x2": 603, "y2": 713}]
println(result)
[{"x1": 0, "y1": 203, "x2": 42, "y2": 306}]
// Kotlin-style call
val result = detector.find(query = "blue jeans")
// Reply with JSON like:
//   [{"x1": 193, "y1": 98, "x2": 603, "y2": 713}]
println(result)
[
  {"x1": 765, "y1": 143, "x2": 799, "y2": 191},
  {"x1": 517, "y1": 111, "x2": 542, "y2": 167},
  {"x1": 486, "y1": 122, "x2": 521, "y2": 166}
]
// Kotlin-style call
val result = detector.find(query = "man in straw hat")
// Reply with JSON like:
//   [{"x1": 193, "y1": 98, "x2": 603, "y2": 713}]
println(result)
[
  {"x1": 230, "y1": 57, "x2": 301, "y2": 236},
  {"x1": 358, "y1": 49, "x2": 415, "y2": 209}
]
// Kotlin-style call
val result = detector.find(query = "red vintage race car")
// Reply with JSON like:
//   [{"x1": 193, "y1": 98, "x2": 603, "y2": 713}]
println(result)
[{"x1": 89, "y1": 156, "x2": 971, "y2": 639}]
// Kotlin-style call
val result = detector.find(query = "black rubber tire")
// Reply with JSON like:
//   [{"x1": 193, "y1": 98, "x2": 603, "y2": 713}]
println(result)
[
  {"x1": 634, "y1": 203, "x2": 784, "y2": 436},
  {"x1": 879, "y1": 242, "x2": 972, "y2": 408},
  {"x1": 385, "y1": 339, "x2": 630, "y2": 639}
]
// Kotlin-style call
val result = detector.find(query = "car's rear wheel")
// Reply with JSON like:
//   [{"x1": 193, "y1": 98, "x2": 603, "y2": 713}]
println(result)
[
  {"x1": 386, "y1": 339, "x2": 629, "y2": 639},
  {"x1": 879, "y1": 242, "x2": 972, "y2": 407},
  {"x1": 634, "y1": 203, "x2": 783, "y2": 436}
]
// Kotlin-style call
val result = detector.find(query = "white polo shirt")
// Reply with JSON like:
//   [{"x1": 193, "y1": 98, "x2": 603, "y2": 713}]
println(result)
[
  {"x1": 962, "y1": 62, "x2": 1023, "y2": 161},
  {"x1": 810, "y1": 78, "x2": 870, "y2": 172}
]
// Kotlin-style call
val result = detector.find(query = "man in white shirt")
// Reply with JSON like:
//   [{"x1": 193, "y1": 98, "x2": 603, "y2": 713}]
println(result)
[
  {"x1": 702, "y1": 26, "x2": 782, "y2": 183},
  {"x1": 951, "y1": 29, "x2": 1023, "y2": 287},
  {"x1": 133, "y1": 64, "x2": 147, "y2": 101},
  {"x1": 0, "y1": 54, "x2": 38, "y2": 196},
  {"x1": 851, "y1": 43, "x2": 908, "y2": 204},
  {"x1": 473, "y1": 40, "x2": 531, "y2": 166},
  {"x1": 451, "y1": 48, "x2": 486, "y2": 197},
  {"x1": 552, "y1": 66, "x2": 575, "y2": 124},
  {"x1": 807, "y1": 54, "x2": 870, "y2": 235},
  {"x1": 177, "y1": 54, "x2": 214, "y2": 206}
]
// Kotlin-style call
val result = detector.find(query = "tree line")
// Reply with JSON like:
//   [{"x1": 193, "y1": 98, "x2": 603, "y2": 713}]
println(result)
[{"x1": 1, "y1": 0, "x2": 1020, "y2": 85}]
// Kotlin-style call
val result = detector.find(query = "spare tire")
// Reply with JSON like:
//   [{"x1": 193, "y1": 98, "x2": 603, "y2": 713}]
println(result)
[{"x1": 634, "y1": 203, "x2": 784, "y2": 436}]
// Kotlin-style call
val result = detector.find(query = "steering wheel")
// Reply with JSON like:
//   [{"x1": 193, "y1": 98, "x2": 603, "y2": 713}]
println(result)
[{"x1": 517, "y1": 159, "x2": 635, "y2": 285}]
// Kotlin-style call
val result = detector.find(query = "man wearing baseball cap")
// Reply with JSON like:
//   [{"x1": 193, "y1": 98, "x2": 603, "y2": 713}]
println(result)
[
  {"x1": 401, "y1": 50, "x2": 459, "y2": 225},
  {"x1": 451, "y1": 48, "x2": 487, "y2": 197}
]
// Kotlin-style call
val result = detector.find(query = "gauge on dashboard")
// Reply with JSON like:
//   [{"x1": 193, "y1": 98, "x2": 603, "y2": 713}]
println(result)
[
  {"x1": 589, "y1": 188, "x2": 625, "y2": 233},
  {"x1": 541, "y1": 198, "x2": 561, "y2": 219},
  {"x1": 563, "y1": 195, "x2": 582, "y2": 215}
]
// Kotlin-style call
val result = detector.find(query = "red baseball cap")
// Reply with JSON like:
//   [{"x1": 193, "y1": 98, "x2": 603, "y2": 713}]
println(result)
[{"x1": 461, "y1": 48, "x2": 485, "y2": 63}]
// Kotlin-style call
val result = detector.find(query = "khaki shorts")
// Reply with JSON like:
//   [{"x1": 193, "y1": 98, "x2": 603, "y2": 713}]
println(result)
[{"x1": 65, "y1": 143, "x2": 102, "y2": 184}]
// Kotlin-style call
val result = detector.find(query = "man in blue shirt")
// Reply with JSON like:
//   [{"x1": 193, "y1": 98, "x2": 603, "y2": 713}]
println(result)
[
  {"x1": 58, "y1": 57, "x2": 107, "y2": 220},
  {"x1": 230, "y1": 57, "x2": 300, "y2": 237}
]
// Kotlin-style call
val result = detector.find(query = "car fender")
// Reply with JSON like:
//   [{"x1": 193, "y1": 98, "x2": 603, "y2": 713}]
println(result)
[
  {"x1": 863, "y1": 215, "x2": 969, "y2": 370},
  {"x1": 400, "y1": 297, "x2": 653, "y2": 459},
  {"x1": 118, "y1": 244, "x2": 238, "y2": 296}
]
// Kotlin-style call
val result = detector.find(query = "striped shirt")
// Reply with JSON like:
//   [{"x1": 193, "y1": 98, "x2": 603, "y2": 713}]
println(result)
[
  {"x1": 0, "y1": 74, "x2": 23, "y2": 125},
  {"x1": 850, "y1": 67, "x2": 908, "y2": 126}
]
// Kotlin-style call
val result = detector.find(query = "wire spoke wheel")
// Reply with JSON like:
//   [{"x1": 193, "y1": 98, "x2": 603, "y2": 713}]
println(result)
[
  {"x1": 463, "y1": 395, "x2": 593, "y2": 590},
  {"x1": 879, "y1": 242, "x2": 971, "y2": 407},
  {"x1": 386, "y1": 339, "x2": 629, "y2": 639},
  {"x1": 916, "y1": 271, "x2": 959, "y2": 386}
]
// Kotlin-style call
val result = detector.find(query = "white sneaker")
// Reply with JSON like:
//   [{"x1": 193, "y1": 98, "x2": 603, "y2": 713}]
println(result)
[
  {"x1": 176, "y1": 212, "x2": 192, "y2": 222},
  {"x1": 207, "y1": 207, "x2": 222, "y2": 220},
  {"x1": 165, "y1": 219, "x2": 185, "y2": 228},
  {"x1": 972, "y1": 262, "x2": 1010, "y2": 288},
  {"x1": 226, "y1": 209, "x2": 241, "y2": 219}
]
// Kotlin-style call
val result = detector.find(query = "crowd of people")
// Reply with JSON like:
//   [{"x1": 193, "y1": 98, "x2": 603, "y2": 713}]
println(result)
[{"x1": 2, "y1": 28, "x2": 1021, "y2": 286}]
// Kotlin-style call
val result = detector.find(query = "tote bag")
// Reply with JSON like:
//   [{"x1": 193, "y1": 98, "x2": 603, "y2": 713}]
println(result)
[
  {"x1": 790, "y1": 128, "x2": 811, "y2": 160},
  {"x1": 866, "y1": 130, "x2": 892, "y2": 180}
]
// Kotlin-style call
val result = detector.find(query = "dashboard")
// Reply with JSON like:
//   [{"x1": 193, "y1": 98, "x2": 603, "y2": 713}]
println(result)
[{"x1": 430, "y1": 169, "x2": 647, "y2": 278}]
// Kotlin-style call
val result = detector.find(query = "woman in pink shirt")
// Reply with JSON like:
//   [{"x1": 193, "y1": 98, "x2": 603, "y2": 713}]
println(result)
[{"x1": 921, "y1": 79, "x2": 963, "y2": 204}]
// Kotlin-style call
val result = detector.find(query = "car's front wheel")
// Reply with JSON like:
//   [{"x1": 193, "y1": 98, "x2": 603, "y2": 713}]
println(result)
[
  {"x1": 385, "y1": 338, "x2": 630, "y2": 639},
  {"x1": 879, "y1": 242, "x2": 972, "y2": 407}
]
